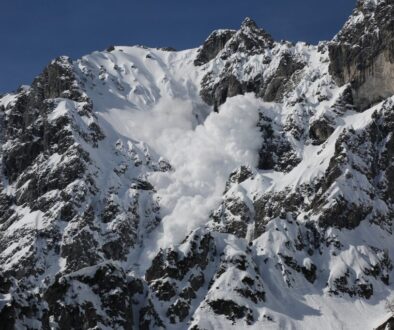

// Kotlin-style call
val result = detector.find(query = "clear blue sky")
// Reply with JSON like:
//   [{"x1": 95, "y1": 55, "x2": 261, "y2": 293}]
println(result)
[{"x1": 1, "y1": 0, "x2": 356, "y2": 93}]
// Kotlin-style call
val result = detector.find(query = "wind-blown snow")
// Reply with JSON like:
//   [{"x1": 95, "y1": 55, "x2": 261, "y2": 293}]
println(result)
[
  {"x1": 74, "y1": 47, "x2": 262, "y2": 257},
  {"x1": 148, "y1": 95, "x2": 262, "y2": 249}
]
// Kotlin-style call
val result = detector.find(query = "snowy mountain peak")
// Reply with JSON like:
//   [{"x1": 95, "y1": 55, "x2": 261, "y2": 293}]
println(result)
[
  {"x1": 240, "y1": 17, "x2": 259, "y2": 29},
  {"x1": 194, "y1": 29, "x2": 236, "y2": 66},
  {"x1": 357, "y1": 0, "x2": 386, "y2": 10},
  {"x1": 194, "y1": 17, "x2": 273, "y2": 67},
  {"x1": 233, "y1": 16, "x2": 274, "y2": 51},
  {"x1": 239, "y1": 16, "x2": 273, "y2": 44}
]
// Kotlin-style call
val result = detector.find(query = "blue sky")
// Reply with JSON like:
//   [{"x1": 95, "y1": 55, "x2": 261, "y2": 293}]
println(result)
[{"x1": 1, "y1": 0, "x2": 356, "y2": 93}]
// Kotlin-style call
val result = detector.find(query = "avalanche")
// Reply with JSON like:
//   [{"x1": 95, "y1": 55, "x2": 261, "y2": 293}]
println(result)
[{"x1": 1, "y1": 0, "x2": 394, "y2": 329}]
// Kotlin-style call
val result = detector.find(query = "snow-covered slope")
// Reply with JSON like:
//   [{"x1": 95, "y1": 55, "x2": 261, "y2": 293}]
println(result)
[{"x1": 0, "y1": 1, "x2": 394, "y2": 329}]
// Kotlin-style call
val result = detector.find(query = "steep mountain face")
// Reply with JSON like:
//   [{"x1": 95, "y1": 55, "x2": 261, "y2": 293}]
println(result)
[
  {"x1": 328, "y1": 0, "x2": 394, "y2": 109},
  {"x1": 0, "y1": 1, "x2": 393, "y2": 329}
]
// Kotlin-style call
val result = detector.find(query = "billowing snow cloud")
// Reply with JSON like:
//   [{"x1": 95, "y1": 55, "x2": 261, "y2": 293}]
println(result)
[
  {"x1": 76, "y1": 47, "x2": 263, "y2": 259},
  {"x1": 110, "y1": 94, "x2": 262, "y2": 258}
]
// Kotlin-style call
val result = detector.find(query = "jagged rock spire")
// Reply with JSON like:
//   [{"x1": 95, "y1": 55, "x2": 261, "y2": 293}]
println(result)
[
  {"x1": 194, "y1": 17, "x2": 273, "y2": 66},
  {"x1": 329, "y1": 0, "x2": 394, "y2": 109},
  {"x1": 356, "y1": 0, "x2": 386, "y2": 10},
  {"x1": 194, "y1": 29, "x2": 236, "y2": 66},
  {"x1": 241, "y1": 17, "x2": 259, "y2": 29},
  {"x1": 238, "y1": 16, "x2": 273, "y2": 42}
]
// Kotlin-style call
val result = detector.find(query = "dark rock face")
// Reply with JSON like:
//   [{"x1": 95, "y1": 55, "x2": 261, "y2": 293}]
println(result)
[
  {"x1": 254, "y1": 189, "x2": 306, "y2": 237},
  {"x1": 42, "y1": 263, "x2": 142, "y2": 330},
  {"x1": 328, "y1": 0, "x2": 394, "y2": 109},
  {"x1": 0, "y1": 55, "x2": 162, "y2": 329},
  {"x1": 252, "y1": 98, "x2": 394, "y2": 234},
  {"x1": 0, "y1": 58, "x2": 104, "y2": 290},
  {"x1": 210, "y1": 192, "x2": 253, "y2": 238},
  {"x1": 34, "y1": 56, "x2": 86, "y2": 101},
  {"x1": 376, "y1": 316, "x2": 394, "y2": 330},
  {"x1": 0, "y1": 279, "x2": 42, "y2": 330},
  {"x1": 142, "y1": 230, "x2": 215, "y2": 327},
  {"x1": 142, "y1": 228, "x2": 266, "y2": 327},
  {"x1": 309, "y1": 118, "x2": 335, "y2": 145},
  {"x1": 146, "y1": 230, "x2": 214, "y2": 283},
  {"x1": 194, "y1": 29, "x2": 236, "y2": 66},
  {"x1": 203, "y1": 82, "x2": 394, "y2": 298},
  {"x1": 328, "y1": 271, "x2": 374, "y2": 299},
  {"x1": 311, "y1": 98, "x2": 394, "y2": 230},
  {"x1": 2, "y1": 56, "x2": 99, "y2": 187},
  {"x1": 139, "y1": 301, "x2": 165, "y2": 330},
  {"x1": 199, "y1": 48, "x2": 305, "y2": 111},
  {"x1": 262, "y1": 52, "x2": 305, "y2": 102},
  {"x1": 257, "y1": 113, "x2": 300, "y2": 172},
  {"x1": 211, "y1": 166, "x2": 255, "y2": 238},
  {"x1": 222, "y1": 17, "x2": 274, "y2": 58},
  {"x1": 195, "y1": 17, "x2": 273, "y2": 68},
  {"x1": 225, "y1": 166, "x2": 253, "y2": 192},
  {"x1": 201, "y1": 74, "x2": 244, "y2": 111},
  {"x1": 278, "y1": 252, "x2": 318, "y2": 285},
  {"x1": 208, "y1": 299, "x2": 254, "y2": 325},
  {"x1": 198, "y1": 18, "x2": 304, "y2": 111}
]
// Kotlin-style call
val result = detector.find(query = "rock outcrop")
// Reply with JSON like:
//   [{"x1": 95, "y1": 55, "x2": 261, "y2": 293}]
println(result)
[{"x1": 329, "y1": 0, "x2": 394, "y2": 109}]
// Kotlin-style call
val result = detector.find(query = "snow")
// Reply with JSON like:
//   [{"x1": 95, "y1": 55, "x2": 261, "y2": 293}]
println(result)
[
  {"x1": 74, "y1": 47, "x2": 263, "y2": 257},
  {"x1": 0, "y1": 93, "x2": 19, "y2": 109},
  {"x1": 1, "y1": 10, "x2": 394, "y2": 329},
  {"x1": 148, "y1": 95, "x2": 262, "y2": 247},
  {"x1": 47, "y1": 99, "x2": 71, "y2": 122},
  {"x1": 6, "y1": 207, "x2": 45, "y2": 232},
  {"x1": 69, "y1": 41, "x2": 393, "y2": 329},
  {"x1": 249, "y1": 217, "x2": 394, "y2": 330},
  {"x1": 74, "y1": 42, "x2": 344, "y2": 259}
]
